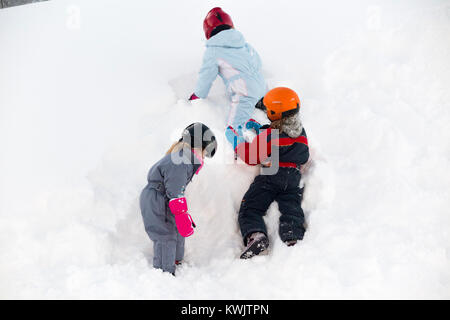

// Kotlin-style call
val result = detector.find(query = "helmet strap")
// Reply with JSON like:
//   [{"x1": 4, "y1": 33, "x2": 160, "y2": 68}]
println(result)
[
  {"x1": 280, "y1": 104, "x2": 300, "y2": 118},
  {"x1": 210, "y1": 24, "x2": 232, "y2": 38}
]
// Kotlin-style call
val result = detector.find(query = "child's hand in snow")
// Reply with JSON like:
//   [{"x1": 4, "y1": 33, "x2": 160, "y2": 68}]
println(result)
[
  {"x1": 174, "y1": 212, "x2": 195, "y2": 237},
  {"x1": 169, "y1": 197, "x2": 195, "y2": 237},
  {"x1": 188, "y1": 93, "x2": 199, "y2": 101}
]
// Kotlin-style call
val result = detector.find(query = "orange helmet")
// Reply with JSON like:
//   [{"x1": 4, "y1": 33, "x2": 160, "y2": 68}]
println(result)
[{"x1": 262, "y1": 87, "x2": 300, "y2": 121}]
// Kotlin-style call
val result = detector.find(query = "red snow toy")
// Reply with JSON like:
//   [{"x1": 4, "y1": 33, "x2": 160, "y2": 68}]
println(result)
[{"x1": 203, "y1": 7, "x2": 234, "y2": 40}]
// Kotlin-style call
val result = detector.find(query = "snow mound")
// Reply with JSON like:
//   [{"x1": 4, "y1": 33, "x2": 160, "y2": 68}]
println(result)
[{"x1": 0, "y1": 0, "x2": 449, "y2": 299}]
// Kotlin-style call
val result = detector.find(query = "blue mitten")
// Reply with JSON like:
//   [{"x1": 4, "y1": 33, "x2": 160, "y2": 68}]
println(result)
[
  {"x1": 225, "y1": 126, "x2": 245, "y2": 150},
  {"x1": 245, "y1": 118, "x2": 262, "y2": 134}
]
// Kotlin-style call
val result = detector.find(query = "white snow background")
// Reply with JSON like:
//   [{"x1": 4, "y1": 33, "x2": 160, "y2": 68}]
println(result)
[{"x1": 1, "y1": 0, "x2": 449, "y2": 299}]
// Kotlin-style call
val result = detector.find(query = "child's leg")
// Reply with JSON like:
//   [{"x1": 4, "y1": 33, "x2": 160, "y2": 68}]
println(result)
[
  {"x1": 153, "y1": 240, "x2": 177, "y2": 274},
  {"x1": 153, "y1": 240, "x2": 163, "y2": 270},
  {"x1": 238, "y1": 175, "x2": 276, "y2": 244},
  {"x1": 141, "y1": 188, "x2": 180, "y2": 272},
  {"x1": 175, "y1": 232, "x2": 185, "y2": 262},
  {"x1": 227, "y1": 95, "x2": 258, "y2": 129},
  {"x1": 276, "y1": 186, "x2": 306, "y2": 242}
]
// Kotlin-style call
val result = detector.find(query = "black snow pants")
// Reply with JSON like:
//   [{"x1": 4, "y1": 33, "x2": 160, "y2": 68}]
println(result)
[{"x1": 238, "y1": 167, "x2": 305, "y2": 245}]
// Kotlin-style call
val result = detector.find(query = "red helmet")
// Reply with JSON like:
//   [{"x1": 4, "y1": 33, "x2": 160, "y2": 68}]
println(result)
[{"x1": 203, "y1": 7, "x2": 234, "y2": 40}]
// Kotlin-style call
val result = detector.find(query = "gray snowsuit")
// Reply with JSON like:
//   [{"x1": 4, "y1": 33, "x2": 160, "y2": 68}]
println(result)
[{"x1": 139, "y1": 148, "x2": 201, "y2": 274}]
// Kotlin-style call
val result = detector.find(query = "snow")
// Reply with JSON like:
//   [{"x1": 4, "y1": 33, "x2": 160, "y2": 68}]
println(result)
[{"x1": 1, "y1": 0, "x2": 450, "y2": 299}]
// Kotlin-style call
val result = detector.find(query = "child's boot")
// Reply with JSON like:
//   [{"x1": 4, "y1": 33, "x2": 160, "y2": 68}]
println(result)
[
  {"x1": 240, "y1": 232, "x2": 269, "y2": 259},
  {"x1": 284, "y1": 240, "x2": 297, "y2": 247}
]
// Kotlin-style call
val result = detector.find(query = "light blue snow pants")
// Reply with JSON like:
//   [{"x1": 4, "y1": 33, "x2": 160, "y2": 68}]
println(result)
[
  {"x1": 225, "y1": 75, "x2": 266, "y2": 147},
  {"x1": 227, "y1": 94, "x2": 259, "y2": 129}
]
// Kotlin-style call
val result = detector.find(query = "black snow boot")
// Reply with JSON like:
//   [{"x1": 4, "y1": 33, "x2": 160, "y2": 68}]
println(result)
[
  {"x1": 284, "y1": 240, "x2": 297, "y2": 247},
  {"x1": 240, "y1": 232, "x2": 269, "y2": 259}
]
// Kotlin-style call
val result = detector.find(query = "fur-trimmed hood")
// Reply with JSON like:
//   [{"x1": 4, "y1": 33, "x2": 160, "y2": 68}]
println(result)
[{"x1": 272, "y1": 114, "x2": 303, "y2": 138}]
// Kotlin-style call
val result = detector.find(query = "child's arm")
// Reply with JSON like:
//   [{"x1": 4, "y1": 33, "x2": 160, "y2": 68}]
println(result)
[
  {"x1": 169, "y1": 197, "x2": 195, "y2": 237},
  {"x1": 163, "y1": 163, "x2": 190, "y2": 200},
  {"x1": 296, "y1": 129, "x2": 310, "y2": 165},
  {"x1": 226, "y1": 122, "x2": 272, "y2": 166},
  {"x1": 193, "y1": 48, "x2": 218, "y2": 99},
  {"x1": 226, "y1": 123, "x2": 310, "y2": 167},
  {"x1": 163, "y1": 164, "x2": 196, "y2": 237}
]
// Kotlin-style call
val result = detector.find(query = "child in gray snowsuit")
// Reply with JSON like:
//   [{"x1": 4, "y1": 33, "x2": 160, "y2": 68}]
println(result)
[{"x1": 139, "y1": 123, "x2": 217, "y2": 274}]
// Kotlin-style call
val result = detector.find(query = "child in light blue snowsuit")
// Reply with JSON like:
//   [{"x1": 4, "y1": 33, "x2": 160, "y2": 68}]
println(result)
[{"x1": 191, "y1": 9, "x2": 267, "y2": 138}]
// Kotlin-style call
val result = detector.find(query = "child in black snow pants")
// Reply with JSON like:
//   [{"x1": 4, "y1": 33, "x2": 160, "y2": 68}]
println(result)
[
  {"x1": 225, "y1": 87, "x2": 309, "y2": 259},
  {"x1": 140, "y1": 123, "x2": 217, "y2": 274}
]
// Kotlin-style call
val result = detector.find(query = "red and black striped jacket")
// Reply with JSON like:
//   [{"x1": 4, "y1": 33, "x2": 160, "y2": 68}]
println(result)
[{"x1": 235, "y1": 125, "x2": 309, "y2": 169}]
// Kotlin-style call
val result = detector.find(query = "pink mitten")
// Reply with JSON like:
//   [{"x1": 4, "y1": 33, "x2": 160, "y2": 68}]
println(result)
[
  {"x1": 169, "y1": 197, "x2": 195, "y2": 237},
  {"x1": 189, "y1": 93, "x2": 199, "y2": 101}
]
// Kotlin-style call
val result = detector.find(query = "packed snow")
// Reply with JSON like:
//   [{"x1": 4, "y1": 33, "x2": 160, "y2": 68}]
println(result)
[{"x1": 1, "y1": 0, "x2": 449, "y2": 299}]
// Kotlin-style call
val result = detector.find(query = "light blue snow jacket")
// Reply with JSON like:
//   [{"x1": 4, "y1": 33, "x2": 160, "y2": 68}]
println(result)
[{"x1": 194, "y1": 29, "x2": 267, "y2": 101}]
